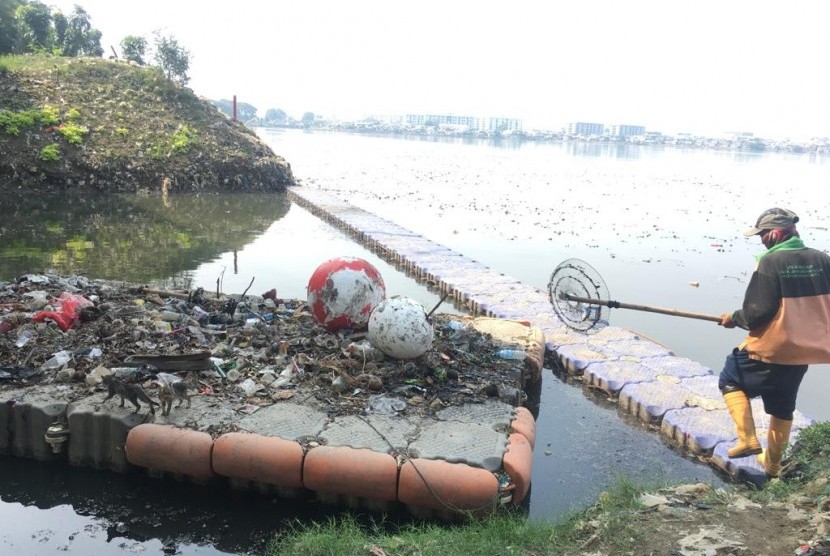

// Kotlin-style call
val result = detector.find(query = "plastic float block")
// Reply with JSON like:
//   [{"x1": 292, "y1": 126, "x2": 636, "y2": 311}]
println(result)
[
  {"x1": 7, "y1": 400, "x2": 67, "y2": 461},
  {"x1": 125, "y1": 424, "x2": 214, "y2": 481},
  {"x1": 660, "y1": 407, "x2": 736, "y2": 455},
  {"x1": 641, "y1": 356, "x2": 713, "y2": 377},
  {"x1": 510, "y1": 406, "x2": 537, "y2": 449},
  {"x1": 398, "y1": 458, "x2": 499, "y2": 516},
  {"x1": 237, "y1": 403, "x2": 327, "y2": 441},
  {"x1": 319, "y1": 414, "x2": 415, "y2": 453},
  {"x1": 583, "y1": 360, "x2": 663, "y2": 394},
  {"x1": 710, "y1": 427, "x2": 810, "y2": 484},
  {"x1": 502, "y1": 433, "x2": 533, "y2": 505},
  {"x1": 619, "y1": 375, "x2": 723, "y2": 423},
  {"x1": 587, "y1": 326, "x2": 639, "y2": 343},
  {"x1": 212, "y1": 432, "x2": 304, "y2": 489},
  {"x1": 542, "y1": 325, "x2": 590, "y2": 350},
  {"x1": 67, "y1": 402, "x2": 144, "y2": 471},
  {"x1": 303, "y1": 445, "x2": 398, "y2": 503},
  {"x1": 599, "y1": 339, "x2": 674, "y2": 359},
  {"x1": 436, "y1": 400, "x2": 516, "y2": 428},
  {"x1": 555, "y1": 343, "x2": 616, "y2": 375},
  {"x1": 410, "y1": 420, "x2": 508, "y2": 472}
]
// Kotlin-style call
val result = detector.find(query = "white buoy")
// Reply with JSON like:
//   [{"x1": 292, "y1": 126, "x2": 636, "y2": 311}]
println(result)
[{"x1": 368, "y1": 296, "x2": 434, "y2": 359}]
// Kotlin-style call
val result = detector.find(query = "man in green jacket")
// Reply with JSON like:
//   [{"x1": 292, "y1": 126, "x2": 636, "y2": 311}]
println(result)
[{"x1": 719, "y1": 208, "x2": 830, "y2": 477}]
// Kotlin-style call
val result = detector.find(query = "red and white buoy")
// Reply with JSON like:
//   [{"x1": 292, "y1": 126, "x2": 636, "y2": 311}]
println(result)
[{"x1": 307, "y1": 257, "x2": 386, "y2": 331}]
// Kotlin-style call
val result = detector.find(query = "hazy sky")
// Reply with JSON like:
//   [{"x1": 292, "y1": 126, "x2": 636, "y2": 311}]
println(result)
[{"x1": 47, "y1": 0, "x2": 829, "y2": 139}]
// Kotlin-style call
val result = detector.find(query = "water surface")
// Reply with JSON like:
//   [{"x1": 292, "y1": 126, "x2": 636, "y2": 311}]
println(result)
[{"x1": 2, "y1": 129, "x2": 828, "y2": 554}]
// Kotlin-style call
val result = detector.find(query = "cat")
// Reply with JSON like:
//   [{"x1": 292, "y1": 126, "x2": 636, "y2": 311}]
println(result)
[
  {"x1": 157, "y1": 381, "x2": 192, "y2": 416},
  {"x1": 155, "y1": 372, "x2": 194, "y2": 417},
  {"x1": 102, "y1": 375, "x2": 159, "y2": 415}
]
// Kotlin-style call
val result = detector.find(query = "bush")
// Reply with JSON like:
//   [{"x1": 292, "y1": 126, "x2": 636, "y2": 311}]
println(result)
[{"x1": 39, "y1": 143, "x2": 61, "y2": 161}]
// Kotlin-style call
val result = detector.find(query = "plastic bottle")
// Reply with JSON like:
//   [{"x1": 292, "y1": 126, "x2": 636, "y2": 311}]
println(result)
[
  {"x1": 495, "y1": 349, "x2": 526, "y2": 360},
  {"x1": 15, "y1": 330, "x2": 33, "y2": 347},
  {"x1": 445, "y1": 320, "x2": 466, "y2": 331}
]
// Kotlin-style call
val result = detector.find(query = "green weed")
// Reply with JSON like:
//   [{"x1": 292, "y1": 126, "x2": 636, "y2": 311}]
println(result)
[
  {"x1": 0, "y1": 107, "x2": 58, "y2": 135},
  {"x1": 170, "y1": 124, "x2": 195, "y2": 154},
  {"x1": 58, "y1": 122, "x2": 89, "y2": 144},
  {"x1": 39, "y1": 143, "x2": 61, "y2": 161}
]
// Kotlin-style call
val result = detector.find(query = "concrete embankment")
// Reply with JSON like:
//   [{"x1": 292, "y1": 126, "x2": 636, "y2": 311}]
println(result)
[{"x1": 286, "y1": 186, "x2": 814, "y2": 484}]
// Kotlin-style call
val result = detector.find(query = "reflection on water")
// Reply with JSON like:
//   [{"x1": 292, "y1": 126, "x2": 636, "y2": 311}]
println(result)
[
  {"x1": 0, "y1": 191, "x2": 290, "y2": 284},
  {"x1": 0, "y1": 455, "x2": 401, "y2": 555}
]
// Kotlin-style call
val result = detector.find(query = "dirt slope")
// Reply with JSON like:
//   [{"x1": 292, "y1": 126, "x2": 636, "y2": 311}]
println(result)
[{"x1": 0, "y1": 55, "x2": 294, "y2": 192}]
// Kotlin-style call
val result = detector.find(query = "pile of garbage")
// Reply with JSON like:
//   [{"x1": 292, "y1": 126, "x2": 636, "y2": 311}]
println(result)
[{"x1": 0, "y1": 274, "x2": 529, "y2": 419}]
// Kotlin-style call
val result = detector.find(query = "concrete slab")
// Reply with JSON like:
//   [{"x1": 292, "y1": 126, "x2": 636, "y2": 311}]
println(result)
[
  {"x1": 320, "y1": 414, "x2": 415, "y2": 453},
  {"x1": 410, "y1": 419, "x2": 508, "y2": 472},
  {"x1": 238, "y1": 402, "x2": 328, "y2": 441}
]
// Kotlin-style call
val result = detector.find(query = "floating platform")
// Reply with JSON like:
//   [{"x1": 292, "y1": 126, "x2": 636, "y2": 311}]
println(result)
[
  {"x1": 0, "y1": 313, "x2": 542, "y2": 522},
  {"x1": 287, "y1": 186, "x2": 815, "y2": 483}
]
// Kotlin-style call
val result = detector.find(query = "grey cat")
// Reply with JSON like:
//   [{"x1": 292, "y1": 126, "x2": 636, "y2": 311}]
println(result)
[
  {"x1": 155, "y1": 372, "x2": 194, "y2": 417},
  {"x1": 102, "y1": 375, "x2": 159, "y2": 415}
]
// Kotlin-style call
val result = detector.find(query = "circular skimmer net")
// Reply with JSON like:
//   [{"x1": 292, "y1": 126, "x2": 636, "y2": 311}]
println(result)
[{"x1": 547, "y1": 258, "x2": 609, "y2": 331}]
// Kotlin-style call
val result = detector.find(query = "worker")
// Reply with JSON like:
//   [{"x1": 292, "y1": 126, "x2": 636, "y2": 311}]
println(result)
[{"x1": 719, "y1": 207, "x2": 830, "y2": 477}]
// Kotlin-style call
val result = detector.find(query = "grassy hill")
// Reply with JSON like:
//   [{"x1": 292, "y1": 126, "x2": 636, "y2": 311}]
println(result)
[{"x1": 0, "y1": 54, "x2": 294, "y2": 192}]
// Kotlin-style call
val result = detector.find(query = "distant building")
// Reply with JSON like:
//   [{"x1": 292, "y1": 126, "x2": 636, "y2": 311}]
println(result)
[
  {"x1": 405, "y1": 114, "x2": 522, "y2": 133},
  {"x1": 608, "y1": 124, "x2": 645, "y2": 138},
  {"x1": 726, "y1": 131, "x2": 755, "y2": 139},
  {"x1": 568, "y1": 122, "x2": 604, "y2": 136},
  {"x1": 488, "y1": 117, "x2": 522, "y2": 132}
]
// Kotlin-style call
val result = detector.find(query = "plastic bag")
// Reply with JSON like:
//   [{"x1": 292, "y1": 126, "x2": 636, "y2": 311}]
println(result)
[{"x1": 33, "y1": 292, "x2": 94, "y2": 331}]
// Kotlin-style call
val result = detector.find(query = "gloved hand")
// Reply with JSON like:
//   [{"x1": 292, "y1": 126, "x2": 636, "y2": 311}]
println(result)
[{"x1": 719, "y1": 313, "x2": 736, "y2": 328}]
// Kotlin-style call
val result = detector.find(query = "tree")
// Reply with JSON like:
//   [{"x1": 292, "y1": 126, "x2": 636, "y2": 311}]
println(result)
[
  {"x1": 61, "y1": 5, "x2": 102, "y2": 56},
  {"x1": 120, "y1": 35, "x2": 147, "y2": 65},
  {"x1": 264, "y1": 108, "x2": 286, "y2": 124},
  {"x1": 15, "y1": 0, "x2": 53, "y2": 52},
  {"x1": 301, "y1": 112, "x2": 316, "y2": 127},
  {"x1": 52, "y1": 9, "x2": 67, "y2": 49},
  {"x1": 0, "y1": 0, "x2": 25, "y2": 54},
  {"x1": 153, "y1": 31, "x2": 190, "y2": 84}
]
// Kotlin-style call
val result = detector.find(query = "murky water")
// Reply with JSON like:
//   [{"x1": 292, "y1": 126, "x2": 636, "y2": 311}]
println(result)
[{"x1": 1, "y1": 129, "x2": 829, "y2": 554}]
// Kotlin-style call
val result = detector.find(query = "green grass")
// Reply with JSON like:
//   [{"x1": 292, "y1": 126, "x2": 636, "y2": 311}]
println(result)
[
  {"x1": 266, "y1": 478, "x2": 657, "y2": 556},
  {"x1": 751, "y1": 421, "x2": 830, "y2": 501}
]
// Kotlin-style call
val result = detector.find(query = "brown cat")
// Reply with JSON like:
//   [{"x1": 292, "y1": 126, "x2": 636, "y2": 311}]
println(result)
[
  {"x1": 102, "y1": 375, "x2": 159, "y2": 415},
  {"x1": 157, "y1": 381, "x2": 192, "y2": 416}
]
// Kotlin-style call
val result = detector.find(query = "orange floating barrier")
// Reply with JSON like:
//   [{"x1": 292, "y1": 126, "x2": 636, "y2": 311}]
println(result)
[
  {"x1": 511, "y1": 406, "x2": 536, "y2": 449},
  {"x1": 212, "y1": 432, "x2": 304, "y2": 489},
  {"x1": 398, "y1": 458, "x2": 499, "y2": 515},
  {"x1": 502, "y1": 433, "x2": 533, "y2": 505},
  {"x1": 125, "y1": 424, "x2": 214, "y2": 481},
  {"x1": 304, "y1": 446, "x2": 398, "y2": 502}
]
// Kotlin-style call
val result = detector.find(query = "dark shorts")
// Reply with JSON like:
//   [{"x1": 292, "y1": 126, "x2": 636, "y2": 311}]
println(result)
[{"x1": 718, "y1": 348, "x2": 808, "y2": 419}]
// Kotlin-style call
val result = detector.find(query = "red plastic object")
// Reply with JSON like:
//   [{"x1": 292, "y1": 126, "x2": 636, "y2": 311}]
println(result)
[
  {"x1": 31, "y1": 292, "x2": 93, "y2": 332},
  {"x1": 32, "y1": 311, "x2": 75, "y2": 331}
]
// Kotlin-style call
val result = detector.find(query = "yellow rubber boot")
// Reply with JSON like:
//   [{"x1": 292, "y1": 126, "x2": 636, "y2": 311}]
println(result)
[
  {"x1": 723, "y1": 391, "x2": 762, "y2": 458},
  {"x1": 757, "y1": 416, "x2": 793, "y2": 477}
]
